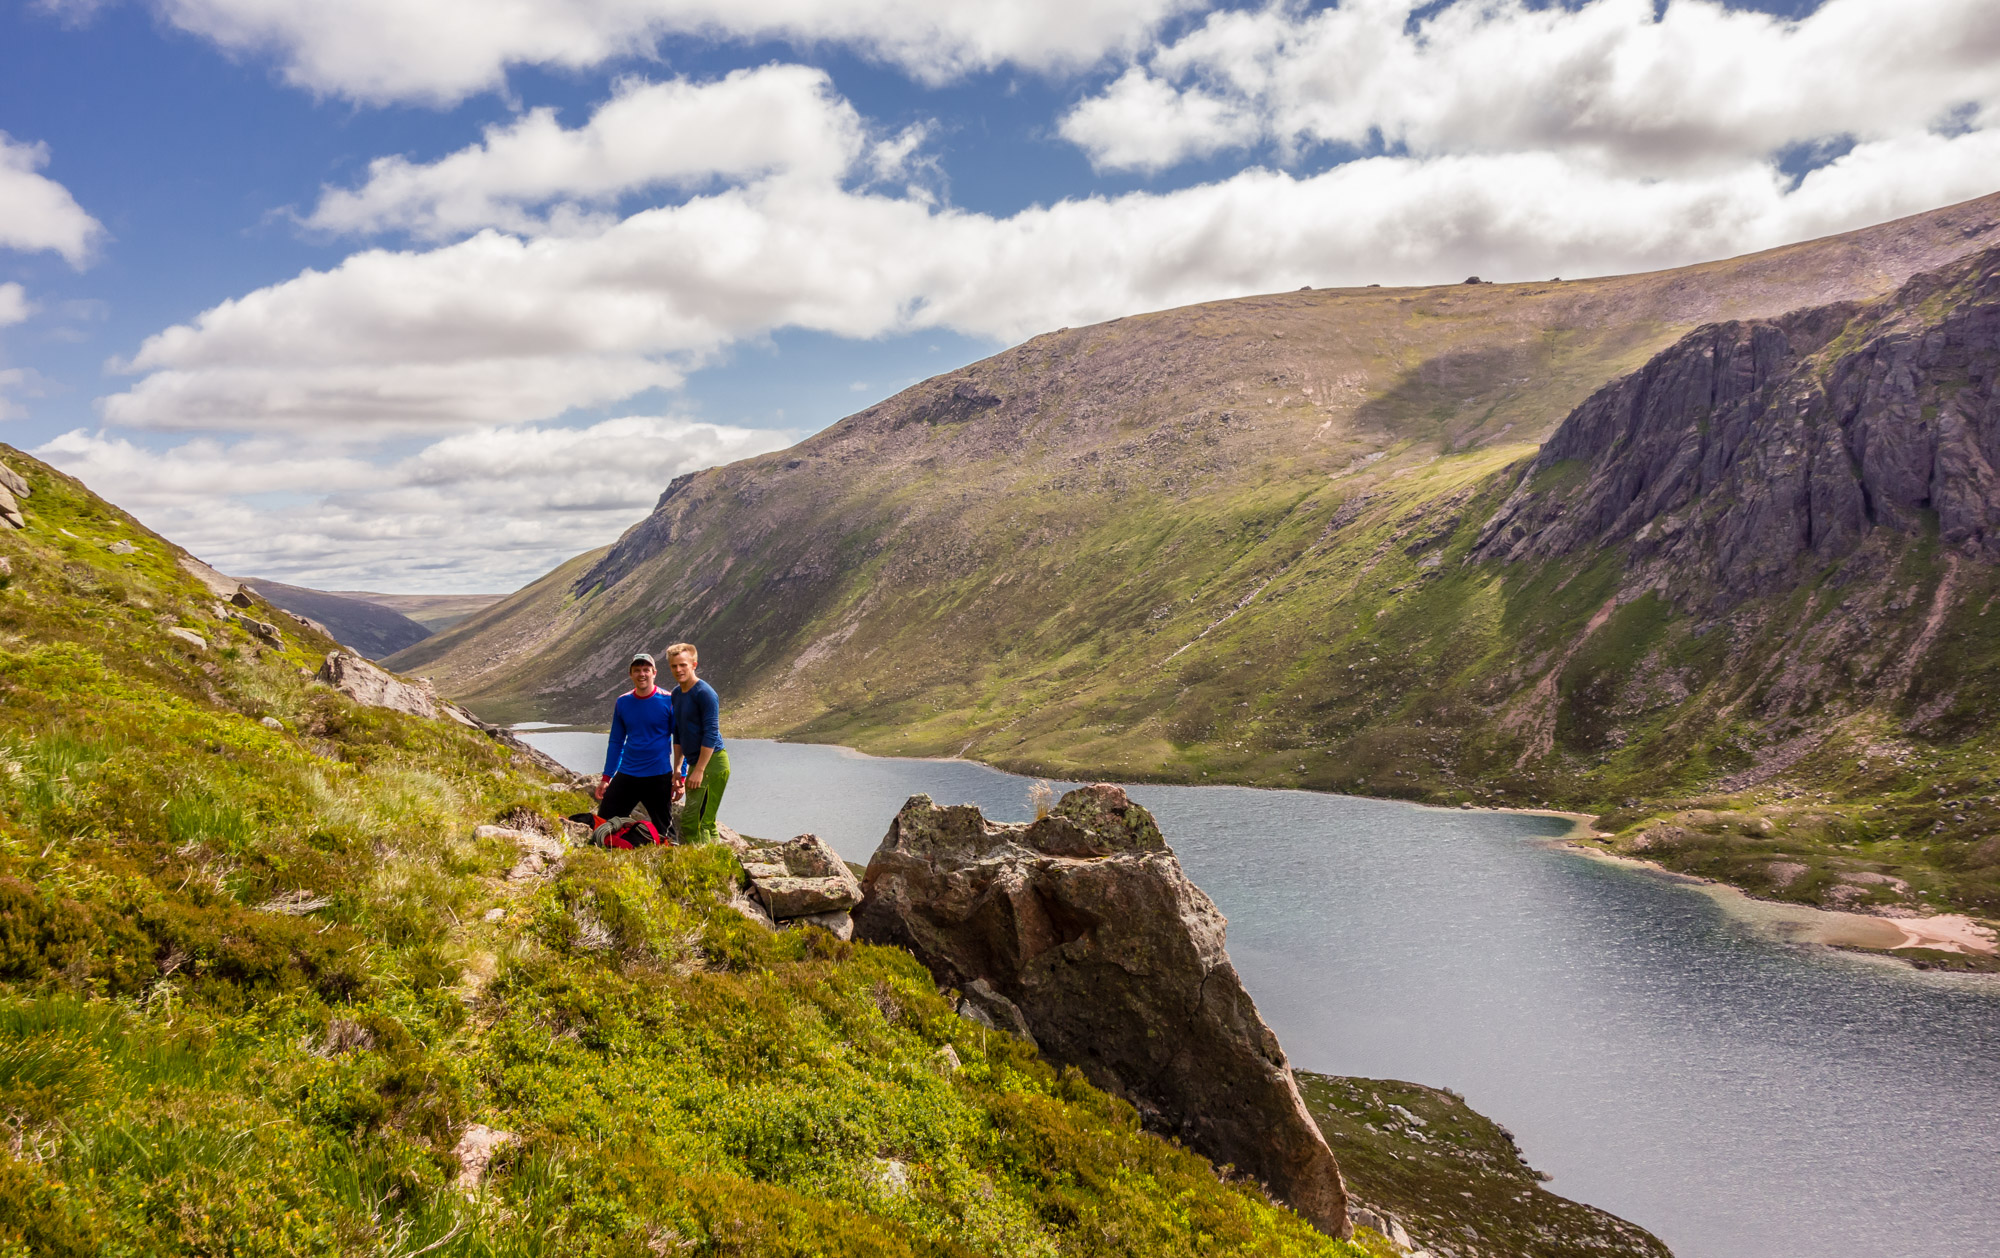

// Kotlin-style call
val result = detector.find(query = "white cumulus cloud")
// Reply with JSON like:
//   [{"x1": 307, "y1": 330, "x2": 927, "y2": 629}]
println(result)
[
  {"x1": 0, "y1": 283, "x2": 31, "y2": 328},
  {"x1": 157, "y1": 0, "x2": 1193, "y2": 103},
  {"x1": 304, "y1": 65, "x2": 919, "y2": 239},
  {"x1": 1060, "y1": 0, "x2": 2000, "y2": 174},
  {"x1": 0, "y1": 133, "x2": 104, "y2": 265},
  {"x1": 36, "y1": 414, "x2": 795, "y2": 588},
  {"x1": 102, "y1": 98, "x2": 2000, "y2": 436}
]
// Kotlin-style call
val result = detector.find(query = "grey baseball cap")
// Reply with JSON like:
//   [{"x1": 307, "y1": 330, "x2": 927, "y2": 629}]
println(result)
[{"x1": 630, "y1": 652, "x2": 656, "y2": 667}]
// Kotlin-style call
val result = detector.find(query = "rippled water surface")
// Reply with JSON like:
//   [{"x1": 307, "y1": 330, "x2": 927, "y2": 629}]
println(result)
[{"x1": 526, "y1": 733, "x2": 2000, "y2": 1258}]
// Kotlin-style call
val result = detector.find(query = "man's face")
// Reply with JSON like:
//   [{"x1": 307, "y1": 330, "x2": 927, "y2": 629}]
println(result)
[
  {"x1": 669, "y1": 653, "x2": 697, "y2": 687},
  {"x1": 630, "y1": 662, "x2": 657, "y2": 691}
]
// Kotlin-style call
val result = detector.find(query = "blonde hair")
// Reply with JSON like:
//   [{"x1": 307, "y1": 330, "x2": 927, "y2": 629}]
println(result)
[{"x1": 665, "y1": 642, "x2": 698, "y2": 663}]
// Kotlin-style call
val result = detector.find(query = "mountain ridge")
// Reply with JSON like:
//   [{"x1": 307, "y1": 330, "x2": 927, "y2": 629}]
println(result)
[{"x1": 397, "y1": 193, "x2": 2000, "y2": 938}]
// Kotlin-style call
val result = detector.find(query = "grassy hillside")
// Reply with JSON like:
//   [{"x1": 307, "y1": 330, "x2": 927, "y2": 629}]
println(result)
[
  {"x1": 0, "y1": 445, "x2": 1375, "y2": 1256},
  {"x1": 395, "y1": 195, "x2": 2000, "y2": 941}
]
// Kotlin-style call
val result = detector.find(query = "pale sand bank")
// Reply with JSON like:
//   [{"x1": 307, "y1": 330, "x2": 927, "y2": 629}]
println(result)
[{"x1": 1564, "y1": 842, "x2": 1998, "y2": 956}]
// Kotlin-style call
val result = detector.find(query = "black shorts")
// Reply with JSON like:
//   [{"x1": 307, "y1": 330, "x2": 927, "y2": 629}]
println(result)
[{"x1": 597, "y1": 772, "x2": 678, "y2": 840}]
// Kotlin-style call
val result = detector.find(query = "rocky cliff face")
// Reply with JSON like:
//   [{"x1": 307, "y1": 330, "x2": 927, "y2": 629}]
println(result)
[
  {"x1": 1476, "y1": 248, "x2": 2000, "y2": 606},
  {"x1": 854, "y1": 785, "x2": 1350, "y2": 1237}
]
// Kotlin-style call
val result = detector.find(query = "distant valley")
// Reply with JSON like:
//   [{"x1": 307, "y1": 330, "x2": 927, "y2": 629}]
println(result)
[{"x1": 248, "y1": 580, "x2": 502, "y2": 660}]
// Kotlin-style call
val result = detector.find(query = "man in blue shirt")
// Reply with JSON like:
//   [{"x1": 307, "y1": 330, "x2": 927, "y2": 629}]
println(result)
[
  {"x1": 666, "y1": 642, "x2": 728, "y2": 844},
  {"x1": 594, "y1": 652, "x2": 681, "y2": 842}
]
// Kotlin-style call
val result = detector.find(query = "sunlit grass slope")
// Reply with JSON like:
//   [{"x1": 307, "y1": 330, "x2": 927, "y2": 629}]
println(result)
[{"x1": 0, "y1": 445, "x2": 1363, "y2": 1256}]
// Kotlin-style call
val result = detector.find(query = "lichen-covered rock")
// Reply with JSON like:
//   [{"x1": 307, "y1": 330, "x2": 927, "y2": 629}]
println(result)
[
  {"x1": 854, "y1": 785, "x2": 1349, "y2": 1238},
  {"x1": 722, "y1": 830, "x2": 864, "y2": 920}
]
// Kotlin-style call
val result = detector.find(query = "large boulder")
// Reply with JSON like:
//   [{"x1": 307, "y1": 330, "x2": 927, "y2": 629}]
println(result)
[
  {"x1": 854, "y1": 784, "x2": 1349, "y2": 1238},
  {"x1": 318, "y1": 651, "x2": 443, "y2": 719}
]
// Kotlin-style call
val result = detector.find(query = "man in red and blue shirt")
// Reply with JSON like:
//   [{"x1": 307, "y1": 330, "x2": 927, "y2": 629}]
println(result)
[{"x1": 594, "y1": 652, "x2": 681, "y2": 842}]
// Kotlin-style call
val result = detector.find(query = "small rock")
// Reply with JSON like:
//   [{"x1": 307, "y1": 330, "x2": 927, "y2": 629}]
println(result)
[
  {"x1": 784, "y1": 909, "x2": 854, "y2": 940},
  {"x1": 727, "y1": 888, "x2": 776, "y2": 929},
  {"x1": 934, "y1": 1043, "x2": 962, "y2": 1072},
  {"x1": 868, "y1": 1157, "x2": 910, "y2": 1197},
  {"x1": 108, "y1": 540, "x2": 138, "y2": 555},
  {"x1": 453, "y1": 1124, "x2": 515, "y2": 1192},
  {"x1": 230, "y1": 587, "x2": 255, "y2": 608},
  {"x1": 166, "y1": 626, "x2": 207, "y2": 649},
  {"x1": 259, "y1": 716, "x2": 284, "y2": 730},
  {"x1": 483, "y1": 907, "x2": 506, "y2": 923}
]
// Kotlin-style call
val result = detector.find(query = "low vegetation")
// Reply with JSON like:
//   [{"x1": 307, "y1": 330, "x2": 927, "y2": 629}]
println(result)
[
  {"x1": 1296, "y1": 1075, "x2": 1669, "y2": 1258},
  {"x1": 0, "y1": 448, "x2": 1365, "y2": 1256}
]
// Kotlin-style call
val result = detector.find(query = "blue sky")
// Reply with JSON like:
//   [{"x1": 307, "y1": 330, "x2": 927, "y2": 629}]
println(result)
[{"x1": 0, "y1": 0, "x2": 1993, "y2": 591}]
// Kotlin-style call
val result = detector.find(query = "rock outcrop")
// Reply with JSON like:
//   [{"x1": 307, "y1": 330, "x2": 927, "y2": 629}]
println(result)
[
  {"x1": 721, "y1": 828, "x2": 863, "y2": 938},
  {"x1": 316, "y1": 651, "x2": 585, "y2": 785},
  {"x1": 854, "y1": 784, "x2": 1349, "y2": 1237},
  {"x1": 1474, "y1": 246, "x2": 2000, "y2": 606},
  {"x1": 319, "y1": 651, "x2": 454, "y2": 720}
]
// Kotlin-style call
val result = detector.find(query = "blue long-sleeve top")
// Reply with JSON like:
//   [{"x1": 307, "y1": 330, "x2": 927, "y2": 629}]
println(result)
[
  {"x1": 671, "y1": 679, "x2": 723, "y2": 770},
  {"x1": 603, "y1": 687, "x2": 677, "y2": 777}
]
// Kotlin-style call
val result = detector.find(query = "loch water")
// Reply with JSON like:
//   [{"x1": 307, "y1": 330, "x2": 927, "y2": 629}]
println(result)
[{"x1": 524, "y1": 733, "x2": 2000, "y2": 1258}]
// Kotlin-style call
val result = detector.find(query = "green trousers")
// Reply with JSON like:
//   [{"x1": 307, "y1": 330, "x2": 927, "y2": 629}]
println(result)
[{"x1": 681, "y1": 747, "x2": 730, "y2": 843}]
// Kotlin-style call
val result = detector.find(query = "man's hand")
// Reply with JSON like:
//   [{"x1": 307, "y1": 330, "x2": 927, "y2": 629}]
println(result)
[
  {"x1": 671, "y1": 775, "x2": 686, "y2": 802},
  {"x1": 687, "y1": 768, "x2": 704, "y2": 792},
  {"x1": 593, "y1": 774, "x2": 608, "y2": 801}
]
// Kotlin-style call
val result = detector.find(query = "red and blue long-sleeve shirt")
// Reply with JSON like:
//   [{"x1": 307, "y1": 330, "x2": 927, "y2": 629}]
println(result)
[{"x1": 603, "y1": 688, "x2": 677, "y2": 778}]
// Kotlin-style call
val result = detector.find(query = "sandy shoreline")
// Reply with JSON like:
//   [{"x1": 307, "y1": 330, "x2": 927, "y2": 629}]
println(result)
[{"x1": 1564, "y1": 841, "x2": 1999, "y2": 957}]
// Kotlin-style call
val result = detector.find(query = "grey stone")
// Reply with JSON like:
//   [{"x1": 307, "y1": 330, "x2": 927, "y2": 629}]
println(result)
[
  {"x1": 726, "y1": 831, "x2": 865, "y2": 921},
  {"x1": 259, "y1": 716, "x2": 284, "y2": 730},
  {"x1": 0, "y1": 461, "x2": 28, "y2": 498},
  {"x1": 108, "y1": 541, "x2": 138, "y2": 555},
  {"x1": 166, "y1": 626, "x2": 207, "y2": 650},
  {"x1": 755, "y1": 873, "x2": 862, "y2": 919},
  {"x1": 317, "y1": 651, "x2": 442, "y2": 718},
  {"x1": 0, "y1": 483, "x2": 21, "y2": 530},
  {"x1": 177, "y1": 555, "x2": 240, "y2": 598},
  {"x1": 453, "y1": 1124, "x2": 515, "y2": 1193},
  {"x1": 854, "y1": 785, "x2": 1349, "y2": 1238},
  {"x1": 783, "y1": 908, "x2": 854, "y2": 940}
]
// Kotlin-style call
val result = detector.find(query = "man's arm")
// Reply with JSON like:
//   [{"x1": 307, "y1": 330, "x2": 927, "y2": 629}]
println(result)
[
  {"x1": 598, "y1": 702, "x2": 626, "y2": 801},
  {"x1": 686, "y1": 687, "x2": 720, "y2": 788}
]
